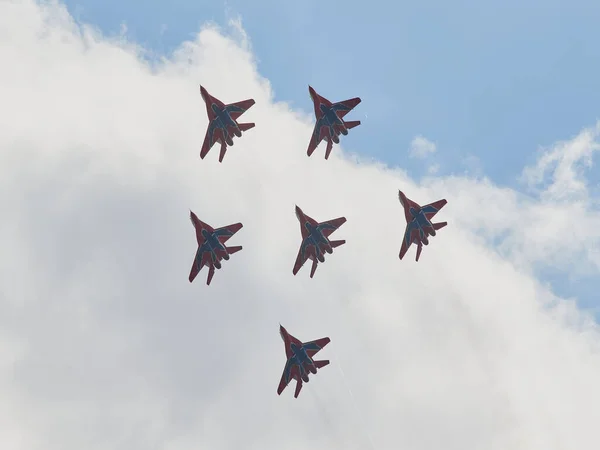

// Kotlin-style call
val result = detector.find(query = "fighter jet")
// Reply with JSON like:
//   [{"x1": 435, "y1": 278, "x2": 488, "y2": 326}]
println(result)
[
  {"x1": 277, "y1": 325, "x2": 331, "y2": 398},
  {"x1": 306, "y1": 86, "x2": 361, "y2": 159},
  {"x1": 199, "y1": 85, "x2": 255, "y2": 162},
  {"x1": 188, "y1": 210, "x2": 243, "y2": 285},
  {"x1": 398, "y1": 190, "x2": 447, "y2": 261},
  {"x1": 292, "y1": 205, "x2": 346, "y2": 278}
]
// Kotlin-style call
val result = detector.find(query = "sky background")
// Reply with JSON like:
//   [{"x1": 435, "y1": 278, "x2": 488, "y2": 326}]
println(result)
[
  {"x1": 62, "y1": 0, "x2": 600, "y2": 310},
  {"x1": 63, "y1": 0, "x2": 600, "y2": 178},
  {"x1": 3, "y1": 1, "x2": 600, "y2": 449}
]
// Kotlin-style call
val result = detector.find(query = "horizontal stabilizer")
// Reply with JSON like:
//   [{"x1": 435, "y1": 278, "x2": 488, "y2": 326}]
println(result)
[
  {"x1": 218, "y1": 142, "x2": 227, "y2": 163},
  {"x1": 207, "y1": 266, "x2": 216, "y2": 285},
  {"x1": 310, "y1": 258, "x2": 318, "y2": 278},
  {"x1": 324, "y1": 139, "x2": 334, "y2": 160},
  {"x1": 238, "y1": 122, "x2": 255, "y2": 132},
  {"x1": 330, "y1": 240, "x2": 345, "y2": 248},
  {"x1": 314, "y1": 359, "x2": 329, "y2": 369},
  {"x1": 344, "y1": 120, "x2": 361, "y2": 129},
  {"x1": 294, "y1": 379, "x2": 303, "y2": 398}
]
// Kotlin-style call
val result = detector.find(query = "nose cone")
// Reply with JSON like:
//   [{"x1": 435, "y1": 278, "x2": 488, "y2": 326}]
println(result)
[
  {"x1": 279, "y1": 324, "x2": 287, "y2": 339},
  {"x1": 295, "y1": 205, "x2": 304, "y2": 221},
  {"x1": 308, "y1": 85, "x2": 317, "y2": 100},
  {"x1": 200, "y1": 85, "x2": 209, "y2": 102},
  {"x1": 398, "y1": 190, "x2": 407, "y2": 207}
]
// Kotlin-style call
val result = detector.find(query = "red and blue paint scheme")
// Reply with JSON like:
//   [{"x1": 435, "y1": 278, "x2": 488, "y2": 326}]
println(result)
[
  {"x1": 277, "y1": 325, "x2": 331, "y2": 398},
  {"x1": 199, "y1": 85, "x2": 255, "y2": 162},
  {"x1": 306, "y1": 86, "x2": 361, "y2": 160},
  {"x1": 398, "y1": 190, "x2": 448, "y2": 262},
  {"x1": 188, "y1": 211, "x2": 243, "y2": 285},
  {"x1": 292, "y1": 205, "x2": 346, "y2": 278}
]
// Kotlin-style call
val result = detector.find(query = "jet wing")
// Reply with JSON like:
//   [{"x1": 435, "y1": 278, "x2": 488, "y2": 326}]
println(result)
[
  {"x1": 293, "y1": 247, "x2": 321, "y2": 278},
  {"x1": 277, "y1": 358, "x2": 299, "y2": 395},
  {"x1": 319, "y1": 217, "x2": 346, "y2": 237},
  {"x1": 214, "y1": 223, "x2": 243, "y2": 244},
  {"x1": 332, "y1": 97, "x2": 361, "y2": 119},
  {"x1": 421, "y1": 199, "x2": 447, "y2": 220},
  {"x1": 188, "y1": 249, "x2": 203, "y2": 283},
  {"x1": 189, "y1": 246, "x2": 222, "y2": 284},
  {"x1": 302, "y1": 337, "x2": 330, "y2": 358},
  {"x1": 200, "y1": 121, "x2": 225, "y2": 159},
  {"x1": 306, "y1": 121, "x2": 331, "y2": 157},
  {"x1": 292, "y1": 241, "x2": 312, "y2": 276},
  {"x1": 225, "y1": 99, "x2": 255, "y2": 120},
  {"x1": 399, "y1": 221, "x2": 419, "y2": 260}
]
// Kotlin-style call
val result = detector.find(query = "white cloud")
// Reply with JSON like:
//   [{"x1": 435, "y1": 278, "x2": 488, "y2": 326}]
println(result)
[
  {"x1": 521, "y1": 124, "x2": 600, "y2": 202},
  {"x1": 2, "y1": 1, "x2": 600, "y2": 450},
  {"x1": 462, "y1": 154, "x2": 483, "y2": 177},
  {"x1": 409, "y1": 135, "x2": 437, "y2": 158},
  {"x1": 427, "y1": 163, "x2": 440, "y2": 174}
]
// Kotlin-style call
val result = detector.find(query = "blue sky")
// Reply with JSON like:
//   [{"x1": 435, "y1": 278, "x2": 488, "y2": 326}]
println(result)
[
  {"x1": 65, "y1": 0, "x2": 600, "y2": 182},
  {"x1": 63, "y1": 0, "x2": 600, "y2": 310}
]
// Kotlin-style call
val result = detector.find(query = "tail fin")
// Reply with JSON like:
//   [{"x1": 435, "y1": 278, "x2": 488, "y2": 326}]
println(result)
[
  {"x1": 238, "y1": 122, "x2": 255, "y2": 132},
  {"x1": 329, "y1": 240, "x2": 345, "y2": 248},
  {"x1": 344, "y1": 120, "x2": 361, "y2": 129},
  {"x1": 433, "y1": 221, "x2": 447, "y2": 231}
]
